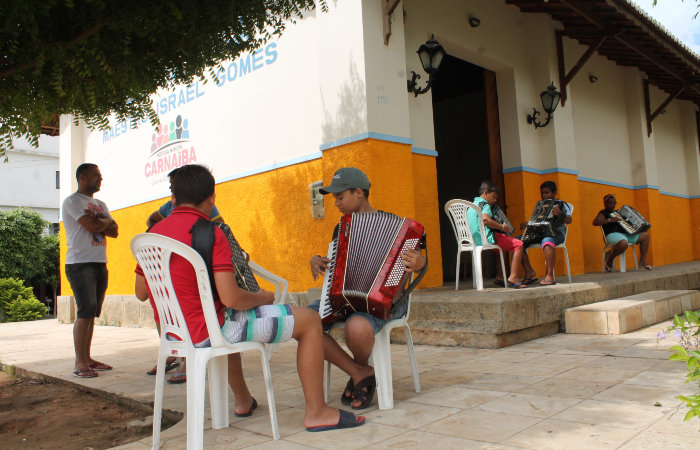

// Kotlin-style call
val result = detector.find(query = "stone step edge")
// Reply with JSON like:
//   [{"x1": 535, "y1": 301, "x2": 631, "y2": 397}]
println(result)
[{"x1": 565, "y1": 290, "x2": 700, "y2": 335}]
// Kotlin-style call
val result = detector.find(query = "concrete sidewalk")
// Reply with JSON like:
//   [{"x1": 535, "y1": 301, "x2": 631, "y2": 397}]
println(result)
[{"x1": 1, "y1": 319, "x2": 698, "y2": 449}]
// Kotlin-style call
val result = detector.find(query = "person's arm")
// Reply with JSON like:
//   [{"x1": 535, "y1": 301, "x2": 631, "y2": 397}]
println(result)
[
  {"x1": 310, "y1": 255, "x2": 332, "y2": 281},
  {"x1": 401, "y1": 248, "x2": 426, "y2": 273},
  {"x1": 146, "y1": 211, "x2": 163, "y2": 228},
  {"x1": 103, "y1": 218, "x2": 118, "y2": 238},
  {"x1": 483, "y1": 213, "x2": 510, "y2": 233},
  {"x1": 77, "y1": 208, "x2": 112, "y2": 233},
  {"x1": 214, "y1": 271, "x2": 274, "y2": 310},
  {"x1": 135, "y1": 274, "x2": 149, "y2": 301},
  {"x1": 214, "y1": 216, "x2": 225, "y2": 223},
  {"x1": 593, "y1": 212, "x2": 620, "y2": 226}
]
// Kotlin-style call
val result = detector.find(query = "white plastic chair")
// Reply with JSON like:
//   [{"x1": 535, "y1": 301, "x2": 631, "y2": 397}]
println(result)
[
  {"x1": 445, "y1": 199, "x2": 507, "y2": 290},
  {"x1": 525, "y1": 202, "x2": 574, "y2": 283},
  {"x1": 601, "y1": 227, "x2": 638, "y2": 273},
  {"x1": 130, "y1": 233, "x2": 281, "y2": 450},
  {"x1": 323, "y1": 294, "x2": 420, "y2": 411}
]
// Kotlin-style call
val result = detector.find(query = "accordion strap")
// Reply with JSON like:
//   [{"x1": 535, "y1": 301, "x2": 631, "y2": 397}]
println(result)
[
  {"x1": 190, "y1": 218, "x2": 218, "y2": 296},
  {"x1": 390, "y1": 234, "x2": 428, "y2": 315}
]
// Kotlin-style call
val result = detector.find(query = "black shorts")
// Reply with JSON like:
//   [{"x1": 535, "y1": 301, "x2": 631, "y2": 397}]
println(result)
[{"x1": 65, "y1": 263, "x2": 108, "y2": 319}]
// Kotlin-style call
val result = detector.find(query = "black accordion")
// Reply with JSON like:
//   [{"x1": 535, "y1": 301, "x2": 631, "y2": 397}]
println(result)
[
  {"x1": 521, "y1": 199, "x2": 567, "y2": 245},
  {"x1": 610, "y1": 205, "x2": 651, "y2": 234},
  {"x1": 491, "y1": 205, "x2": 514, "y2": 236}
]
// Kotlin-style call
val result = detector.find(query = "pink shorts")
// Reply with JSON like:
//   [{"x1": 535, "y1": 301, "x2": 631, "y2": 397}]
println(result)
[{"x1": 494, "y1": 233, "x2": 523, "y2": 252}]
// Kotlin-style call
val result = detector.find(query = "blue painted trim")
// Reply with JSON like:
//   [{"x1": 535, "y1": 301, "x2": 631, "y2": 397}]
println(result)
[
  {"x1": 411, "y1": 147, "x2": 438, "y2": 156},
  {"x1": 110, "y1": 151, "x2": 322, "y2": 212},
  {"x1": 660, "y1": 191, "x2": 696, "y2": 199},
  {"x1": 502, "y1": 166, "x2": 579, "y2": 175},
  {"x1": 319, "y1": 132, "x2": 413, "y2": 151},
  {"x1": 578, "y1": 176, "x2": 660, "y2": 191}
]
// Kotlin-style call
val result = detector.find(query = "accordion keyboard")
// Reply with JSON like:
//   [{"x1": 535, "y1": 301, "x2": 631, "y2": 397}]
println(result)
[
  {"x1": 609, "y1": 212, "x2": 636, "y2": 234},
  {"x1": 319, "y1": 240, "x2": 336, "y2": 320}
]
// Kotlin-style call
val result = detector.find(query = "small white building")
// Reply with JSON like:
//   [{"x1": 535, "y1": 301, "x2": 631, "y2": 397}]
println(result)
[{"x1": 0, "y1": 135, "x2": 60, "y2": 228}]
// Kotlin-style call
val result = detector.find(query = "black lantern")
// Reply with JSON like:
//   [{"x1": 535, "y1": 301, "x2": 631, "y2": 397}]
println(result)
[
  {"x1": 408, "y1": 35, "x2": 446, "y2": 96},
  {"x1": 527, "y1": 83, "x2": 561, "y2": 129}
]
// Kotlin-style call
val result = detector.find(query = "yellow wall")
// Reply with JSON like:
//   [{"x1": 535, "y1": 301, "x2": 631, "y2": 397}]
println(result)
[
  {"x1": 60, "y1": 138, "x2": 444, "y2": 296},
  {"x1": 504, "y1": 170, "x2": 699, "y2": 276}
]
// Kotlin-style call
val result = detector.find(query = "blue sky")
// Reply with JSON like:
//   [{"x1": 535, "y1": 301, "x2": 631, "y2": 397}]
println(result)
[{"x1": 629, "y1": 0, "x2": 700, "y2": 54}]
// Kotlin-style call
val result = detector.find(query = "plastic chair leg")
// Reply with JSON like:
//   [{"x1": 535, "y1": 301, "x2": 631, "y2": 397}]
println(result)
[
  {"x1": 324, "y1": 360, "x2": 332, "y2": 404},
  {"x1": 474, "y1": 248, "x2": 484, "y2": 290},
  {"x1": 619, "y1": 251, "x2": 627, "y2": 273},
  {"x1": 497, "y1": 249, "x2": 506, "y2": 287},
  {"x1": 208, "y1": 355, "x2": 229, "y2": 429},
  {"x1": 186, "y1": 354, "x2": 208, "y2": 450},
  {"x1": 633, "y1": 246, "x2": 638, "y2": 271},
  {"x1": 602, "y1": 248, "x2": 607, "y2": 273},
  {"x1": 151, "y1": 346, "x2": 168, "y2": 450},
  {"x1": 564, "y1": 248, "x2": 572, "y2": 283},
  {"x1": 471, "y1": 252, "x2": 477, "y2": 289},
  {"x1": 403, "y1": 325, "x2": 420, "y2": 393},
  {"x1": 455, "y1": 250, "x2": 461, "y2": 290},
  {"x1": 259, "y1": 348, "x2": 280, "y2": 440},
  {"x1": 372, "y1": 330, "x2": 394, "y2": 410}
]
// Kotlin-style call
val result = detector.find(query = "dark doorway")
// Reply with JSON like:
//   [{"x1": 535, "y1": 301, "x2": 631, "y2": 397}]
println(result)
[{"x1": 432, "y1": 55, "x2": 505, "y2": 283}]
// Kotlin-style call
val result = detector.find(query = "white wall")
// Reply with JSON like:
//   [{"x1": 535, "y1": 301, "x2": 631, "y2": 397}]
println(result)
[
  {"x1": 0, "y1": 136, "x2": 60, "y2": 222},
  {"x1": 568, "y1": 39, "x2": 634, "y2": 187}
]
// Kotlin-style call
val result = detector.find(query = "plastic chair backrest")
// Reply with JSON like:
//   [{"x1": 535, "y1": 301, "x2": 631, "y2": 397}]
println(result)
[
  {"x1": 131, "y1": 233, "x2": 226, "y2": 349},
  {"x1": 560, "y1": 202, "x2": 574, "y2": 246},
  {"x1": 445, "y1": 199, "x2": 487, "y2": 247}
]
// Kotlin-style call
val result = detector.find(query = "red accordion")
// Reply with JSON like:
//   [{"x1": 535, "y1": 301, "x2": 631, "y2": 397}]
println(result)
[{"x1": 319, "y1": 211, "x2": 425, "y2": 325}]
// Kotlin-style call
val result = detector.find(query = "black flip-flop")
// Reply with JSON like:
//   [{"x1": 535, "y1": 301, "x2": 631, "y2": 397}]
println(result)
[
  {"x1": 351, "y1": 375, "x2": 376, "y2": 410},
  {"x1": 522, "y1": 277, "x2": 539, "y2": 286},
  {"x1": 235, "y1": 398, "x2": 258, "y2": 418},
  {"x1": 306, "y1": 410, "x2": 366, "y2": 432},
  {"x1": 147, "y1": 362, "x2": 180, "y2": 376},
  {"x1": 540, "y1": 280, "x2": 557, "y2": 286},
  {"x1": 340, "y1": 377, "x2": 354, "y2": 406},
  {"x1": 493, "y1": 280, "x2": 506, "y2": 287},
  {"x1": 166, "y1": 371, "x2": 187, "y2": 384}
]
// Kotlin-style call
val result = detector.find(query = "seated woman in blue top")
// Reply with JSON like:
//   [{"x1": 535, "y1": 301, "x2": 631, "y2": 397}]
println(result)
[
  {"x1": 466, "y1": 181, "x2": 528, "y2": 289},
  {"x1": 592, "y1": 194, "x2": 652, "y2": 272}
]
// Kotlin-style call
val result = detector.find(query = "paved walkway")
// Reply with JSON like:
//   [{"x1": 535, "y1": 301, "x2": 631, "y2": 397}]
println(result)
[{"x1": 1, "y1": 319, "x2": 698, "y2": 449}]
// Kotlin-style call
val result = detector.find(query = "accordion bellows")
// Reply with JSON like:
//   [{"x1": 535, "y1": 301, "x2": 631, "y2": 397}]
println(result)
[
  {"x1": 610, "y1": 205, "x2": 651, "y2": 234},
  {"x1": 320, "y1": 211, "x2": 424, "y2": 324}
]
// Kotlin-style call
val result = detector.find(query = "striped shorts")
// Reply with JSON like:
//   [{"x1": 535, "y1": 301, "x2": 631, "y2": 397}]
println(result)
[{"x1": 220, "y1": 304, "x2": 295, "y2": 345}]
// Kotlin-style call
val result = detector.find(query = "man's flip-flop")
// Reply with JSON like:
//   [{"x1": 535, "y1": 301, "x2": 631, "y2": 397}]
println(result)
[
  {"x1": 235, "y1": 398, "x2": 258, "y2": 418},
  {"x1": 638, "y1": 264, "x2": 653, "y2": 271},
  {"x1": 509, "y1": 283, "x2": 528, "y2": 289},
  {"x1": 166, "y1": 372, "x2": 187, "y2": 384},
  {"x1": 89, "y1": 362, "x2": 113, "y2": 371},
  {"x1": 340, "y1": 377, "x2": 354, "y2": 406},
  {"x1": 351, "y1": 375, "x2": 376, "y2": 410},
  {"x1": 73, "y1": 368, "x2": 98, "y2": 378},
  {"x1": 147, "y1": 362, "x2": 180, "y2": 376},
  {"x1": 540, "y1": 280, "x2": 557, "y2": 286},
  {"x1": 522, "y1": 277, "x2": 539, "y2": 285},
  {"x1": 306, "y1": 410, "x2": 366, "y2": 432}
]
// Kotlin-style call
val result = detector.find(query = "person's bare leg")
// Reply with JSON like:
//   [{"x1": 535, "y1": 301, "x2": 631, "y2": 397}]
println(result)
[
  {"x1": 148, "y1": 323, "x2": 178, "y2": 374},
  {"x1": 507, "y1": 247, "x2": 524, "y2": 285},
  {"x1": 227, "y1": 353, "x2": 254, "y2": 415},
  {"x1": 543, "y1": 245, "x2": 556, "y2": 282},
  {"x1": 319, "y1": 333, "x2": 370, "y2": 402},
  {"x1": 344, "y1": 317, "x2": 376, "y2": 408},
  {"x1": 73, "y1": 318, "x2": 92, "y2": 371},
  {"x1": 290, "y1": 306, "x2": 347, "y2": 428},
  {"x1": 85, "y1": 318, "x2": 95, "y2": 364},
  {"x1": 520, "y1": 251, "x2": 537, "y2": 280},
  {"x1": 606, "y1": 240, "x2": 628, "y2": 269},
  {"x1": 637, "y1": 232, "x2": 650, "y2": 266},
  {"x1": 493, "y1": 250, "x2": 505, "y2": 283}
]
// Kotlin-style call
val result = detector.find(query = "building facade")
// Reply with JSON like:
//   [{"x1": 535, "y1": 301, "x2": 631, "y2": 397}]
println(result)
[{"x1": 58, "y1": 0, "x2": 700, "y2": 297}]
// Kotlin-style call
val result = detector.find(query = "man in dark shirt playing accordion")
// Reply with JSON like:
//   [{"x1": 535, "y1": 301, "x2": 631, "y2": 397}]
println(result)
[{"x1": 308, "y1": 167, "x2": 426, "y2": 410}]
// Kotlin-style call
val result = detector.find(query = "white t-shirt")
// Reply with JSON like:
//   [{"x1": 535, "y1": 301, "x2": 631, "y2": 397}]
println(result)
[{"x1": 62, "y1": 192, "x2": 113, "y2": 264}]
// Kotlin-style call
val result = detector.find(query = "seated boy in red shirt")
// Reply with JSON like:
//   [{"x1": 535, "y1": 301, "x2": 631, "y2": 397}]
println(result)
[{"x1": 134, "y1": 164, "x2": 364, "y2": 432}]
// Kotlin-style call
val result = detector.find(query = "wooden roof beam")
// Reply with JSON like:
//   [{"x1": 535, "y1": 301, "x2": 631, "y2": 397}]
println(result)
[{"x1": 382, "y1": 0, "x2": 402, "y2": 45}]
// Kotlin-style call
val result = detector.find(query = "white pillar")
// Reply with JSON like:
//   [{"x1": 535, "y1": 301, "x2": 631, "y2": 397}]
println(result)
[{"x1": 623, "y1": 67, "x2": 659, "y2": 189}]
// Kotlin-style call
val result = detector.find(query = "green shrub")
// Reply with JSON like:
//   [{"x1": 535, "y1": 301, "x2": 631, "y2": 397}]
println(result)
[
  {"x1": 659, "y1": 312, "x2": 700, "y2": 422},
  {"x1": 0, "y1": 278, "x2": 35, "y2": 320},
  {"x1": 5, "y1": 295, "x2": 47, "y2": 322}
]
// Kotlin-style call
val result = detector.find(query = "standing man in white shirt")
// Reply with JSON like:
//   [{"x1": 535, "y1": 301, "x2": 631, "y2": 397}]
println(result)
[{"x1": 62, "y1": 164, "x2": 119, "y2": 378}]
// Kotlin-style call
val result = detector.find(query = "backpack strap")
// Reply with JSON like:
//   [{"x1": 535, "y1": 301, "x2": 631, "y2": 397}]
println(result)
[{"x1": 190, "y1": 218, "x2": 218, "y2": 296}]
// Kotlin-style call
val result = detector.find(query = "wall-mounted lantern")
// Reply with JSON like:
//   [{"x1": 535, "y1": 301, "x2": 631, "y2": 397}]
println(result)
[
  {"x1": 407, "y1": 35, "x2": 446, "y2": 97},
  {"x1": 526, "y1": 83, "x2": 562, "y2": 129}
]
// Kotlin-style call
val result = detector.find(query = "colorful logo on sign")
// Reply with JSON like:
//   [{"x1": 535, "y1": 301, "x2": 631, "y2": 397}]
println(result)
[{"x1": 145, "y1": 114, "x2": 197, "y2": 179}]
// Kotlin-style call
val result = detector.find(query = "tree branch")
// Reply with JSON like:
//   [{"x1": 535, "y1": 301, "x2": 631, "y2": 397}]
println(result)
[{"x1": 0, "y1": 19, "x2": 108, "y2": 78}]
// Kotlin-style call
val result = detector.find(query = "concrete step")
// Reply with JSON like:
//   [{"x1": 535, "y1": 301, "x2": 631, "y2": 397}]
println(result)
[{"x1": 565, "y1": 290, "x2": 700, "y2": 335}]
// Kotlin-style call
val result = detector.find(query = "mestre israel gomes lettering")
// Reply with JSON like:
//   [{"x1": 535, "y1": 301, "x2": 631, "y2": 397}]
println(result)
[{"x1": 101, "y1": 42, "x2": 279, "y2": 144}]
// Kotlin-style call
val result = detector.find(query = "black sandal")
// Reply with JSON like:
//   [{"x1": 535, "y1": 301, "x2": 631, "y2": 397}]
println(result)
[
  {"x1": 340, "y1": 377, "x2": 354, "y2": 406},
  {"x1": 351, "y1": 375, "x2": 376, "y2": 410}
]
